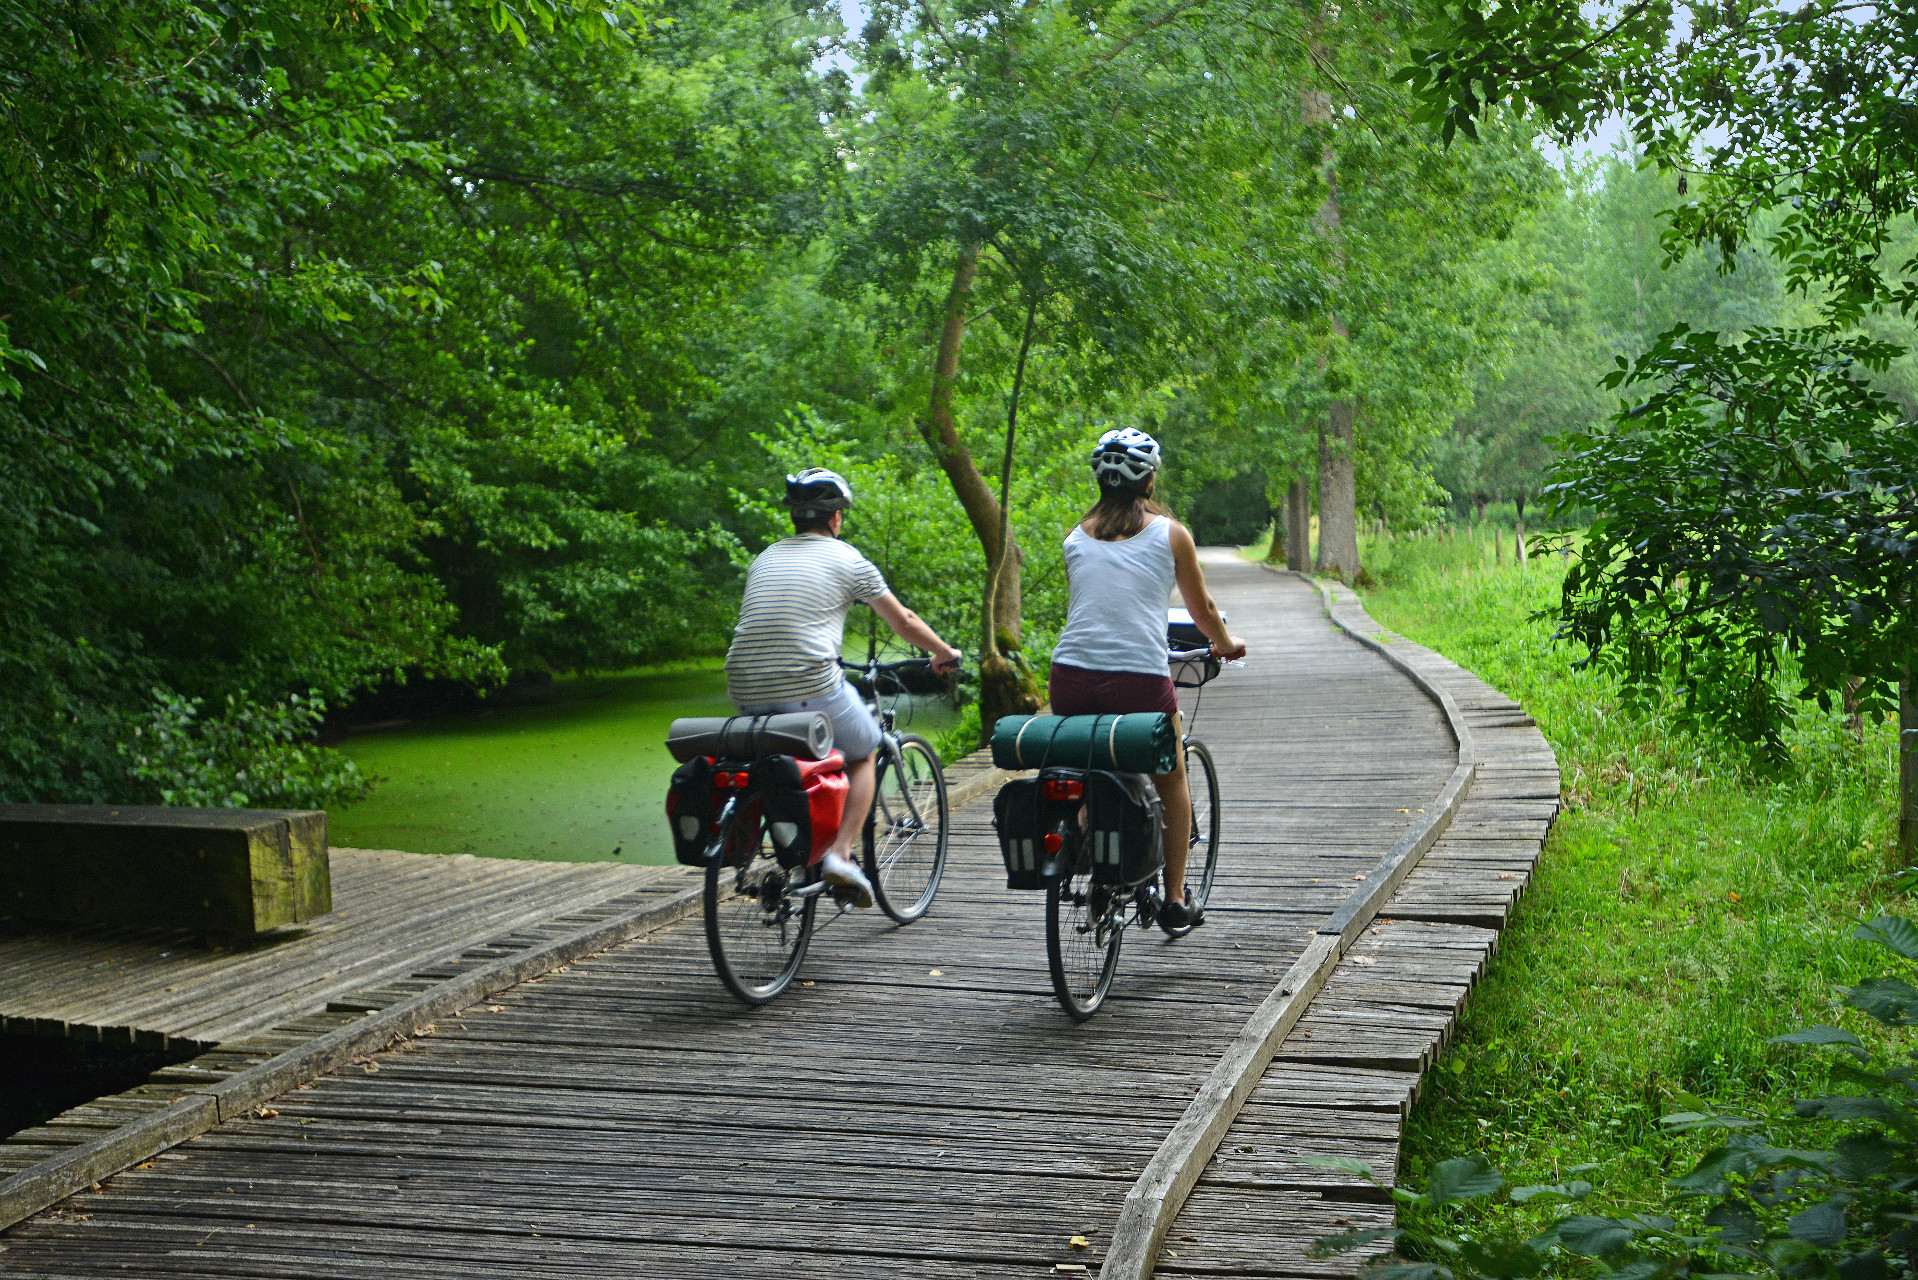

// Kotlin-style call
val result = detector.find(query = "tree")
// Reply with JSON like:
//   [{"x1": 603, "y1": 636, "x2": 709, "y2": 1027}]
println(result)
[
  {"x1": 1402, "y1": 0, "x2": 1918, "y2": 852},
  {"x1": 835, "y1": 0, "x2": 1295, "y2": 731}
]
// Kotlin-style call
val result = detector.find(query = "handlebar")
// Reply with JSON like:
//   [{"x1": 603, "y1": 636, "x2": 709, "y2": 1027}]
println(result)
[{"x1": 1168, "y1": 647, "x2": 1212, "y2": 662}]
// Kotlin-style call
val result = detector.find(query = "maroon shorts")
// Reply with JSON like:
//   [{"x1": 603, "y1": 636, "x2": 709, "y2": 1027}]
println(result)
[{"x1": 1048, "y1": 662, "x2": 1179, "y2": 718}]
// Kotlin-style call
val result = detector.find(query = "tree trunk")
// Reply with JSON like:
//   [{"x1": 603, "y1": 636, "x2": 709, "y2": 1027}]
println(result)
[
  {"x1": 1303, "y1": 82, "x2": 1361, "y2": 584},
  {"x1": 918, "y1": 242, "x2": 1040, "y2": 739},
  {"x1": 1316, "y1": 390, "x2": 1359, "y2": 581},
  {"x1": 1902, "y1": 671, "x2": 1917, "y2": 865},
  {"x1": 1285, "y1": 477, "x2": 1311, "y2": 572}
]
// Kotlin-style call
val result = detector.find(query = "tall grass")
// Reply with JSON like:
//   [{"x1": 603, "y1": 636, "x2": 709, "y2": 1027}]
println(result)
[{"x1": 1353, "y1": 528, "x2": 1906, "y2": 1217}]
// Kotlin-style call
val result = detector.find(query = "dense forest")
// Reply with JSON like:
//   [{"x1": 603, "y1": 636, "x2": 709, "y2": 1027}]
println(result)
[{"x1": 4, "y1": 0, "x2": 1911, "y2": 809}]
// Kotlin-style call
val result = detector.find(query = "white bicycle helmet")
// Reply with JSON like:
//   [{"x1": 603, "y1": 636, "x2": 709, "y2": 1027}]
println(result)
[
  {"x1": 784, "y1": 467, "x2": 855, "y2": 513},
  {"x1": 1090, "y1": 428, "x2": 1162, "y2": 485}
]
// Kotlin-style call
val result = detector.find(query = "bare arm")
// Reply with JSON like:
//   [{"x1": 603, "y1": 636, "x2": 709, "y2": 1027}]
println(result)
[
  {"x1": 869, "y1": 593, "x2": 963, "y2": 672},
  {"x1": 1169, "y1": 522, "x2": 1247, "y2": 660}
]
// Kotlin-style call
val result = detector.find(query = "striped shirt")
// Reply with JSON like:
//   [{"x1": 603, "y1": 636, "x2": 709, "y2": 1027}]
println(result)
[{"x1": 725, "y1": 534, "x2": 890, "y2": 706}]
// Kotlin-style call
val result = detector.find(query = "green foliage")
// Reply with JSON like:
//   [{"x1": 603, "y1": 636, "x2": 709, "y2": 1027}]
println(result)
[
  {"x1": 121, "y1": 690, "x2": 371, "y2": 810},
  {"x1": 1548, "y1": 325, "x2": 1917, "y2": 763},
  {"x1": 1318, "y1": 914, "x2": 1918, "y2": 1280},
  {"x1": 1355, "y1": 538, "x2": 1907, "y2": 1270}
]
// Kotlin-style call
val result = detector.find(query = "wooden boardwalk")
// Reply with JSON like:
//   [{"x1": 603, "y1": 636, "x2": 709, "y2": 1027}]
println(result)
[
  {"x1": 0, "y1": 850, "x2": 684, "y2": 1051},
  {"x1": 0, "y1": 558, "x2": 1555, "y2": 1278}
]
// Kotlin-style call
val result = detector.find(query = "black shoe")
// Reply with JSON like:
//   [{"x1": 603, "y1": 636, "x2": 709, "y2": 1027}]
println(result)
[{"x1": 1159, "y1": 889, "x2": 1204, "y2": 931}]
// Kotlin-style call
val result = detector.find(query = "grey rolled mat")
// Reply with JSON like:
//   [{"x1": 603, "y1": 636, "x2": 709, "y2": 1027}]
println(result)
[{"x1": 666, "y1": 712, "x2": 834, "y2": 763}]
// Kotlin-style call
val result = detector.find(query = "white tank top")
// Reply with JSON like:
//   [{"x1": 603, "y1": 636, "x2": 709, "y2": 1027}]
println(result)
[{"x1": 1050, "y1": 516, "x2": 1176, "y2": 677}]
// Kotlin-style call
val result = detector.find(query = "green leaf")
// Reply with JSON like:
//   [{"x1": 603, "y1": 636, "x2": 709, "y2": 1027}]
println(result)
[
  {"x1": 1458, "y1": 1239, "x2": 1549, "y2": 1278},
  {"x1": 1704, "y1": 1200, "x2": 1762, "y2": 1246},
  {"x1": 1787, "y1": 1199, "x2": 1847, "y2": 1248},
  {"x1": 1843, "y1": 977, "x2": 1918, "y2": 1026},
  {"x1": 1425, "y1": 1156, "x2": 1504, "y2": 1206},
  {"x1": 1853, "y1": 916, "x2": 1918, "y2": 960},
  {"x1": 1509, "y1": 1181, "x2": 1594, "y2": 1204},
  {"x1": 1555, "y1": 1215, "x2": 1640, "y2": 1258},
  {"x1": 1771, "y1": 1026, "x2": 1863, "y2": 1048}
]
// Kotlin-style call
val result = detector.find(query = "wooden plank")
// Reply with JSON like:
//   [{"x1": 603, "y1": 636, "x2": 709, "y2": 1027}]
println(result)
[{"x1": 0, "y1": 806, "x2": 329, "y2": 936}]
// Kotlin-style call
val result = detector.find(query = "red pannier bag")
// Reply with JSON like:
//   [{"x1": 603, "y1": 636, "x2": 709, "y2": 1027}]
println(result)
[{"x1": 749, "y1": 751, "x2": 848, "y2": 868}]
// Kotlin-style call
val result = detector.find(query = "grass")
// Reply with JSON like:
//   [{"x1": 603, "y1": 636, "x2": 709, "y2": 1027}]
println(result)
[{"x1": 1347, "y1": 527, "x2": 1908, "y2": 1223}]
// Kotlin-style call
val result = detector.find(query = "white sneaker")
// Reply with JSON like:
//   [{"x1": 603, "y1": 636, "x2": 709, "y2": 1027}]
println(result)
[{"x1": 820, "y1": 852, "x2": 875, "y2": 909}]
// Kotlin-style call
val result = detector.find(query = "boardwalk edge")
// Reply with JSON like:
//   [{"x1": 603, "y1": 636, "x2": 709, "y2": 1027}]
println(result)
[
  {"x1": 1098, "y1": 570, "x2": 1478, "y2": 1280},
  {"x1": 0, "y1": 879, "x2": 705, "y2": 1230}
]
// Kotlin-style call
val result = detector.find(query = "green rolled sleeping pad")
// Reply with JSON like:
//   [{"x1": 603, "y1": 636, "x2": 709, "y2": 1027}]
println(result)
[{"x1": 990, "y1": 713, "x2": 1176, "y2": 775}]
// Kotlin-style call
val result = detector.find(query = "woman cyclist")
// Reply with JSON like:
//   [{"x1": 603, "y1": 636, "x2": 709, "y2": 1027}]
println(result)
[{"x1": 1048, "y1": 428, "x2": 1247, "y2": 930}]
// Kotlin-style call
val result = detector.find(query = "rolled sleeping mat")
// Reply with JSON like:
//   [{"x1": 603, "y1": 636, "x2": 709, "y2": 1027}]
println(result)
[
  {"x1": 990, "y1": 713, "x2": 1176, "y2": 775},
  {"x1": 666, "y1": 712, "x2": 834, "y2": 763}
]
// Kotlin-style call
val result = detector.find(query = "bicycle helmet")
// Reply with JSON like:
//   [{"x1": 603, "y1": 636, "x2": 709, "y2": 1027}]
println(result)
[
  {"x1": 1090, "y1": 428, "x2": 1162, "y2": 485},
  {"x1": 784, "y1": 468, "x2": 855, "y2": 514}
]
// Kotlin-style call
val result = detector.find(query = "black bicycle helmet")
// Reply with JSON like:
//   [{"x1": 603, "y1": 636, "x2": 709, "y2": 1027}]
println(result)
[{"x1": 784, "y1": 468, "x2": 855, "y2": 514}]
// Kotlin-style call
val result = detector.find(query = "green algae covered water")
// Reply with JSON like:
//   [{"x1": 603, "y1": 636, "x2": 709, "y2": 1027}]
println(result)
[{"x1": 329, "y1": 665, "x2": 733, "y2": 865}]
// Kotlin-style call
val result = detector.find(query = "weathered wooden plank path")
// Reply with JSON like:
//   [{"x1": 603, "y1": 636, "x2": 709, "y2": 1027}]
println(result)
[
  {"x1": 0, "y1": 556, "x2": 1555, "y2": 1278},
  {"x1": 0, "y1": 849, "x2": 685, "y2": 1051}
]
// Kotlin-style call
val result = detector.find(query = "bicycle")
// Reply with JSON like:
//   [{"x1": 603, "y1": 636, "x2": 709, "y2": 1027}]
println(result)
[
  {"x1": 698, "y1": 655, "x2": 956, "y2": 1006},
  {"x1": 1042, "y1": 632, "x2": 1226, "y2": 1021}
]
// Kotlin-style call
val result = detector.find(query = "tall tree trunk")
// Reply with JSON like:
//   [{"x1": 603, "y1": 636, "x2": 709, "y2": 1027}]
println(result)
[
  {"x1": 1316, "y1": 390, "x2": 1359, "y2": 580},
  {"x1": 976, "y1": 296, "x2": 1045, "y2": 735},
  {"x1": 918, "y1": 242, "x2": 1039, "y2": 739},
  {"x1": 1303, "y1": 83, "x2": 1361, "y2": 583},
  {"x1": 1902, "y1": 670, "x2": 1917, "y2": 865},
  {"x1": 1286, "y1": 477, "x2": 1311, "y2": 571}
]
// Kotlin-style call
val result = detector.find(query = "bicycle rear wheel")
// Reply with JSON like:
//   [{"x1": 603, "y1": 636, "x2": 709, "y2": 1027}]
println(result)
[
  {"x1": 705, "y1": 820, "x2": 816, "y2": 1006},
  {"x1": 1161, "y1": 738, "x2": 1221, "y2": 939},
  {"x1": 864, "y1": 733, "x2": 949, "y2": 923},
  {"x1": 1047, "y1": 864, "x2": 1124, "y2": 1020}
]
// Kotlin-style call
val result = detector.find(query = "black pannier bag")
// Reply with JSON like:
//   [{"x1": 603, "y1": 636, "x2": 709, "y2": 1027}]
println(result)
[
  {"x1": 1085, "y1": 770, "x2": 1165, "y2": 887},
  {"x1": 667, "y1": 756, "x2": 719, "y2": 866},
  {"x1": 666, "y1": 756, "x2": 761, "y2": 867},
  {"x1": 994, "y1": 771, "x2": 1082, "y2": 890}
]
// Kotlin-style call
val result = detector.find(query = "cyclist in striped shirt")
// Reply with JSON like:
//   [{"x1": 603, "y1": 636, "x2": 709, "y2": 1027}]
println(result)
[{"x1": 725, "y1": 469, "x2": 962, "y2": 907}]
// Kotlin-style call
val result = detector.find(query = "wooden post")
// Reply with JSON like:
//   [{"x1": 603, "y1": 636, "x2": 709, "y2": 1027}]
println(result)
[
  {"x1": 0, "y1": 805, "x2": 330, "y2": 936},
  {"x1": 1495, "y1": 527, "x2": 1502, "y2": 563},
  {"x1": 1516, "y1": 521, "x2": 1527, "y2": 565},
  {"x1": 1902, "y1": 672, "x2": 1917, "y2": 865}
]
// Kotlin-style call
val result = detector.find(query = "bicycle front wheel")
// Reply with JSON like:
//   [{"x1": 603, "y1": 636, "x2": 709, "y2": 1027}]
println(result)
[
  {"x1": 1047, "y1": 865, "x2": 1123, "y2": 1020},
  {"x1": 1162, "y1": 738, "x2": 1222, "y2": 939},
  {"x1": 705, "y1": 823, "x2": 816, "y2": 1006},
  {"x1": 864, "y1": 733, "x2": 949, "y2": 924}
]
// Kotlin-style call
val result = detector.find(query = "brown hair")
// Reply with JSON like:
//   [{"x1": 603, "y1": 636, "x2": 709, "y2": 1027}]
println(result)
[{"x1": 1081, "y1": 478, "x2": 1171, "y2": 541}]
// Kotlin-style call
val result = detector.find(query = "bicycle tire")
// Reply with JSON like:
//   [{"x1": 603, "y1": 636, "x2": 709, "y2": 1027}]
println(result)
[
  {"x1": 1047, "y1": 864, "x2": 1123, "y2": 1020},
  {"x1": 705, "y1": 817, "x2": 816, "y2": 1006},
  {"x1": 864, "y1": 733, "x2": 949, "y2": 924},
  {"x1": 1161, "y1": 738, "x2": 1221, "y2": 939}
]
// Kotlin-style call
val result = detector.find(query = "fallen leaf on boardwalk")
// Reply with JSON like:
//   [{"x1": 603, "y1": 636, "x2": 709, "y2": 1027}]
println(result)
[
  {"x1": 1351, "y1": 956, "x2": 1376, "y2": 966},
  {"x1": 1397, "y1": 808, "x2": 1409, "y2": 813},
  {"x1": 254, "y1": 1108, "x2": 278, "y2": 1119},
  {"x1": 1352, "y1": 874, "x2": 1364, "y2": 880},
  {"x1": 929, "y1": 969, "x2": 944, "y2": 977},
  {"x1": 801, "y1": 980, "x2": 815, "y2": 987},
  {"x1": 486, "y1": 1005, "x2": 506, "y2": 1013},
  {"x1": 1181, "y1": 1235, "x2": 1198, "y2": 1241},
  {"x1": 362, "y1": 1062, "x2": 379, "y2": 1074},
  {"x1": 1069, "y1": 1236, "x2": 1089, "y2": 1250}
]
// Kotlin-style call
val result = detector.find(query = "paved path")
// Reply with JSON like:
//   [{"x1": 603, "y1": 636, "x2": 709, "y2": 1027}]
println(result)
[{"x1": 0, "y1": 558, "x2": 1511, "y2": 1278}]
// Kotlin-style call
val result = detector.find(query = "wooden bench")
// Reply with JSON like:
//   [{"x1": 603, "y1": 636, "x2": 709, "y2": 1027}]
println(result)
[{"x1": 0, "y1": 805, "x2": 330, "y2": 937}]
